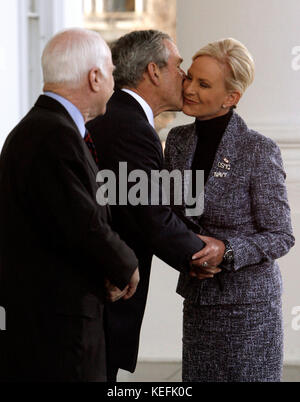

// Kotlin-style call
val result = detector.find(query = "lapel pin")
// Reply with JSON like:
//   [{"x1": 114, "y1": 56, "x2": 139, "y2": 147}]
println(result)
[
  {"x1": 218, "y1": 160, "x2": 231, "y2": 171},
  {"x1": 214, "y1": 172, "x2": 228, "y2": 178}
]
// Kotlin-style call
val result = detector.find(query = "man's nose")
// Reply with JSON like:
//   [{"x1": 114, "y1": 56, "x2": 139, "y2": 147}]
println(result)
[{"x1": 180, "y1": 68, "x2": 187, "y2": 79}]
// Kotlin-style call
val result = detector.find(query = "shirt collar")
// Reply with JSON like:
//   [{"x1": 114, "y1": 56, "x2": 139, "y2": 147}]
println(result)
[
  {"x1": 44, "y1": 92, "x2": 86, "y2": 138},
  {"x1": 121, "y1": 89, "x2": 155, "y2": 128}
]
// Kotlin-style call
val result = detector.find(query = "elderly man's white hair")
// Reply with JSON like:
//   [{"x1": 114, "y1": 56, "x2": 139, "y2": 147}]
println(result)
[{"x1": 42, "y1": 28, "x2": 110, "y2": 87}]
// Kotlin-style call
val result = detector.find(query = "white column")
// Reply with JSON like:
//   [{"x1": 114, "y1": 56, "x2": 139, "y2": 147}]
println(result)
[
  {"x1": 38, "y1": 0, "x2": 83, "y2": 47},
  {"x1": 84, "y1": 0, "x2": 94, "y2": 15},
  {"x1": 175, "y1": 0, "x2": 300, "y2": 365},
  {"x1": 62, "y1": 0, "x2": 84, "y2": 29},
  {"x1": 0, "y1": 0, "x2": 22, "y2": 148},
  {"x1": 135, "y1": 0, "x2": 144, "y2": 14}
]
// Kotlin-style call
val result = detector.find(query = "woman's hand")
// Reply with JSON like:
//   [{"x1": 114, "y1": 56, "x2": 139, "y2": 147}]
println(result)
[{"x1": 191, "y1": 235, "x2": 226, "y2": 269}]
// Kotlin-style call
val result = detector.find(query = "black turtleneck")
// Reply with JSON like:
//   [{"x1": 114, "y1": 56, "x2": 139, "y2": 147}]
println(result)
[{"x1": 191, "y1": 111, "x2": 233, "y2": 188}]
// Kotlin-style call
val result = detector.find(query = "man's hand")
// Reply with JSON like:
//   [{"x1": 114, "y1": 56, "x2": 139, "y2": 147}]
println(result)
[
  {"x1": 190, "y1": 265, "x2": 222, "y2": 280},
  {"x1": 192, "y1": 235, "x2": 225, "y2": 268},
  {"x1": 123, "y1": 267, "x2": 140, "y2": 300},
  {"x1": 105, "y1": 280, "x2": 129, "y2": 303},
  {"x1": 105, "y1": 267, "x2": 140, "y2": 302}
]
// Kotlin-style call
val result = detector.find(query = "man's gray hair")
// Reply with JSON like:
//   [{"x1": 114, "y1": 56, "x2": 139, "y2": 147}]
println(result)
[
  {"x1": 111, "y1": 30, "x2": 172, "y2": 89},
  {"x1": 42, "y1": 28, "x2": 110, "y2": 87}
]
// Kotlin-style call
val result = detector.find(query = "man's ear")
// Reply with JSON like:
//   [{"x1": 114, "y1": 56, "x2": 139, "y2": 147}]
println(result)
[
  {"x1": 88, "y1": 67, "x2": 102, "y2": 92},
  {"x1": 146, "y1": 62, "x2": 161, "y2": 86},
  {"x1": 223, "y1": 90, "x2": 241, "y2": 109}
]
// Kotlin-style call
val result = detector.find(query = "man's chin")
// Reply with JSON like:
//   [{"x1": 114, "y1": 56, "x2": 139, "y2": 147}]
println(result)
[
  {"x1": 98, "y1": 105, "x2": 107, "y2": 117},
  {"x1": 178, "y1": 99, "x2": 184, "y2": 111},
  {"x1": 171, "y1": 101, "x2": 184, "y2": 112}
]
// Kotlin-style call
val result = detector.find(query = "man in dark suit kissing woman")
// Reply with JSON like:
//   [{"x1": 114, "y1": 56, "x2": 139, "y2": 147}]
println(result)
[{"x1": 87, "y1": 30, "x2": 226, "y2": 382}]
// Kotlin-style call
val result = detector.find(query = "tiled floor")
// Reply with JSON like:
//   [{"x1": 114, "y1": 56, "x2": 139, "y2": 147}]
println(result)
[{"x1": 118, "y1": 362, "x2": 300, "y2": 382}]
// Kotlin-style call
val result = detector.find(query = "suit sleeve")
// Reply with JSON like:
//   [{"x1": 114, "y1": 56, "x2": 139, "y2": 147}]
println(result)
[
  {"x1": 26, "y1": 127, "x2": 138, "y2": 290},
  {"x1": 226, "y1": 138, "x2": 295, "y2": 271},
  {"x1": 110, "y1": 122, "x2": 205, "y2": 272}
]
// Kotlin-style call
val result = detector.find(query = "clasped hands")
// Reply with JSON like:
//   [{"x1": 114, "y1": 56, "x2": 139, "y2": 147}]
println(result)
[
  {"x1": 105, "y1": 235, "x2": 224, "y2": 302},
  {"x1": 190, "y1": 235, "x2": 225, "y2": 280},
  {"x1": 105, "y1": 267, "x2": 140, "y2": 303}
]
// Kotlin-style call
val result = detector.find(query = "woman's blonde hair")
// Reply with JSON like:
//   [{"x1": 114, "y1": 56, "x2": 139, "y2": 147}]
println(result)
[{"x1": 193, "y1": 38, "x2": 255, "y2": 95}]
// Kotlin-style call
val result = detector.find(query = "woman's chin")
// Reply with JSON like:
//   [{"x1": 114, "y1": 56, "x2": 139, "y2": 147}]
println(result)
[{"x1": 182, "y1": 105, "x2": 197, "y2": 117}]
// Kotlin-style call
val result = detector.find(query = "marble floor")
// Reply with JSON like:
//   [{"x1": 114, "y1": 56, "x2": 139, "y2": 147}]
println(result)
[{"x1": 118, "y1": 362, "x2": 300, "y2": 382}]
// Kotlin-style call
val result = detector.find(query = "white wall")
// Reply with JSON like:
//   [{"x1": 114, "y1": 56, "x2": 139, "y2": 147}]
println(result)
[
  {"x1": 139, "y1": 257, "x2": 183, "y2": 361},
  {"x1": 176, "y1": 0, "x2": 300, "y2": 129},
  {"x1": 138, "y1": 0, "x2": 300, "y2": 365},
  {"x1": 0, "y1": 0, "x2": 83, "y2": 150},
  {"x1": 0, "y1": 0, "x2": 21, "y2": 149},
  {"x1": 63, "y1": 0, "x2": 84, "y2": 28}
]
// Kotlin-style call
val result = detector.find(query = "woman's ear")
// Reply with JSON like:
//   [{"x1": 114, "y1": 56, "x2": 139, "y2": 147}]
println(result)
[
  {"x1": 146, "y1": 62, "x2": 161, "y2": 86},
  {"x1": 88, "y1": 67, "x2": 102, "y2": 92},
  {"x1": 223, "y1": 90, "x2": 241, "y2": 109}
]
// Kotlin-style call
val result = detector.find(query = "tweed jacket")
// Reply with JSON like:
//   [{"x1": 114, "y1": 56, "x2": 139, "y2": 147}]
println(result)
[{"x1": 164, "y1": 112, "x2": 295, "y2": 305}]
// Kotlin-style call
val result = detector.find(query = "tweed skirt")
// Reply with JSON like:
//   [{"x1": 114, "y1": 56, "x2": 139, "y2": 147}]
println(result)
[{"x1": 182, "y1": 298, "x2": 283, "y2": 382}]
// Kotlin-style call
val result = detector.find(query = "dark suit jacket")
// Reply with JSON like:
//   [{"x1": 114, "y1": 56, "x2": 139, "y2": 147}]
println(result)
[
  {"x1": 87, "y1": 90, "x2": 205, "y2": 372},
  {"x1": 0, "y1": 95, "x2": 138, "y2": 382}
]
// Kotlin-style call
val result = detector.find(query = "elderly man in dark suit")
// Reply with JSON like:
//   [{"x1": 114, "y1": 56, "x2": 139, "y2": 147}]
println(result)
[
  {"x1": 87, "y1": 30, "x2": 224, "y2": 381},
  {"x1": 0, "y1": 28, "x2": 139, "y2": 382}
]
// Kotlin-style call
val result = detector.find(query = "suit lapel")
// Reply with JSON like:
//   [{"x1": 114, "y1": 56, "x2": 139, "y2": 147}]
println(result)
[
  {"x1": 182, "y1": 125, "x2": 198, "y2": 171},
  {"x1": 175, "y1": 112, "x2": 246, "y2": 215},
  {"x1": 81, "y1": 139, "x2": 113, "y2": 221},
  {"x1": 36, "y1": 95, "x2": 99, "y2": 175},
  {"x1": 206, "y1": 114, "x2": 239, "y2": 183},
  {"x1": 35, "y1": 95, "x2": 111, "y2": 218},
  {"x1": 82, "y1": 141, "x2": 100, "y2": 175},
  {"x1": 203, "y1": 112, "x2": 246, "y2": 202},
  {"x1": 171, "y1": 124, "x2": 198, "y2": 204}
]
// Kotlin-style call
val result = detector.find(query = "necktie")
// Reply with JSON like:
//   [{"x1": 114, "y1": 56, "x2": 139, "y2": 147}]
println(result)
[{"x1": 84, "y1": 130, "x2": 99, "y2": 165}]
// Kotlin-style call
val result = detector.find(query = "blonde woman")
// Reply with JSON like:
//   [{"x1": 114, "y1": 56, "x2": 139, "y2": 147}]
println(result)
[{"x1": 164, "y1": 38, "x2": 294, "y2": 382}]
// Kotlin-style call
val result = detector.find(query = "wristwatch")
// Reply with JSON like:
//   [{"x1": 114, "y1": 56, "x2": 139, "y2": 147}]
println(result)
[{"x1": 222, "y1": 240, "x2": 234, "y2": 265}]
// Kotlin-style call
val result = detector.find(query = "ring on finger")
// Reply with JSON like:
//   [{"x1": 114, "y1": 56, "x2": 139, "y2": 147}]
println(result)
[{"x1": 201, "y1": 261, "x2": 208, "y2": 267}]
